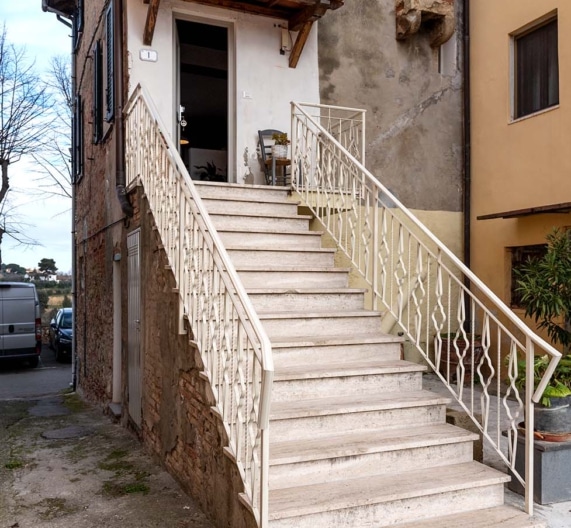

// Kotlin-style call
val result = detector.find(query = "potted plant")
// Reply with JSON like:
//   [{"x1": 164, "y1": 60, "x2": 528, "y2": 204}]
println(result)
[
  {"x1": 514, "y1": 354, "x2": 571, "y2": 436},
  {"x1": 271, "y1": 132, "x2": 290, "y2": 159},
  {"x1": 514, "y1": 228, "x2": 571, "y2": 437},
  {"x1": 194, "y1": 161, "x2": 225, "y2": 182}
]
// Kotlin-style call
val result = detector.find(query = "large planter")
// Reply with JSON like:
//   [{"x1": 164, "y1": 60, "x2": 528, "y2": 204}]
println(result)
[
  {"x1": 535, "y1": 396, "x2": 571, "y2": 435},
  {"x1": 508, "y1": 432, "x2": 571, "y2": 504},
  {"x1": 436, "y1": 335, "x2": 484, "y2": 382}
]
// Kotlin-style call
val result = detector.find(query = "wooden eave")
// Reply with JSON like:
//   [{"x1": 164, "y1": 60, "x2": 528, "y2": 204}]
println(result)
[
  {"x1": 477, "y1": 202, "x2": 571, "y2": 220},
  {"x1": 142, "y1": 0, "x2": 343, "y2": 67}
]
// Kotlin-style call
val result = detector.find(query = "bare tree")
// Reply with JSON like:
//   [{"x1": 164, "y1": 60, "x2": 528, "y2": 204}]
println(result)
[
  {"x1": 0, "y1": 25, "x2": 50, "y2": 257},
  {"x1": 32, "y1": 55, "x2": 71, "y2": 200},
  {"x1": 0, "y1": 189, "x2": 38, "y2": 267}
]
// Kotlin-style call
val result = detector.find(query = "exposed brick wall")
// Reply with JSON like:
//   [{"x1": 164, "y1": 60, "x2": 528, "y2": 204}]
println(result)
[
  {"x1": 74, "y1": 3, "x2": 258, "y2": 525},
  {"x1": 74, "y1": 0, "x2": 121, "y2": 403},
  {"x1": 137, "y1": 192, "x2": 257, "y2": 528}
]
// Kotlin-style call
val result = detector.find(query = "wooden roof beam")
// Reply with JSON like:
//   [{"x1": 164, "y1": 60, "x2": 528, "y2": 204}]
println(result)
[
  {"x1": 143, "y1": 0, "x2": 161, "y2": 46},
  {"x1": 289, "y1": 20, "x2": 313, "y2": 68},
  {"x1": 288, "y1": 3, "x2": 328, "y2": 31}
]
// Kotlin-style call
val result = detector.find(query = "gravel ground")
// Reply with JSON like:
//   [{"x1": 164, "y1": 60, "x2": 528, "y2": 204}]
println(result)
[{"x1": 0, "y1": 393, "x2": 214, "y2": 528}]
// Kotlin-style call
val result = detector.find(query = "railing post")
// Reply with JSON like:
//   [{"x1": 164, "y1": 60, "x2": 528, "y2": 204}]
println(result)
[
  {"x1": 290, "y1": 102, "x2": 297, "y2": 187},
  {"x1": 361, "y1": 109, "x2": 366, "y2": 166},
  {"x1": 259, "y1": 427, "x2": 270, "y2": 528},
  {"x1": 525, "y1": 336, "x2": 535, "y2": 516},
  {"x1": 372, "y1": 191, "x2": 379, "y2": 311}
]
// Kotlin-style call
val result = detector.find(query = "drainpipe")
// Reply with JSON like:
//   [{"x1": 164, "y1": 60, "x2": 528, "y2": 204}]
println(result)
[
  {"x1": 44, "y1": 3, "x2": 76, "y2": 389},
  {"x1": 115, "y1": 0, "x2": 133, "y2": 217},
  {"x1": 462, "y1": 0, "x2": 471, "y2": 329}
]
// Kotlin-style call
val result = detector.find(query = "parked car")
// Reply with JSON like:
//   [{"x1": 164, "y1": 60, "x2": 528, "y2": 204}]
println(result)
[
  {"x1": 49, "y1": 308, "x2": 73, "y2": 362},
  {"x1": 0, "y1": 282, "x2": 41, "y2": 368}
]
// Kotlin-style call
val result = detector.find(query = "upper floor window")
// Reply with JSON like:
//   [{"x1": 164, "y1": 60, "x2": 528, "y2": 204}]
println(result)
[
  {"x1": 104, "y1": 1, "x2": 115, "y2": 123},
  {"x1": 72, "y1": 0, "x2": 84, "y2": 51},
  {"x1": 93, "y1": 40, "x2": 103, "y2": 144},
  {"x1": 514, "y1": 17, "x2": 559, "y2": 119}
]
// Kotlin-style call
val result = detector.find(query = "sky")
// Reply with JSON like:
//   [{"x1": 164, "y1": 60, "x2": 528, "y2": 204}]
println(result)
[{"x1": 1, "y1": 2, "x2": 72, "y2": 273}]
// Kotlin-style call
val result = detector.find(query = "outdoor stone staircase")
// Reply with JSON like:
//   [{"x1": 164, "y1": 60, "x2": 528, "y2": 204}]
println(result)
[{"x1": 195, "y1": 181, "x2": 544, "y2": 528}]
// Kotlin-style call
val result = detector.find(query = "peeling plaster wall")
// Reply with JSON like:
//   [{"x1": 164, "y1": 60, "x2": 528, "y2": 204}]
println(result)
[
  {"x1": 317, "y1": 0, "x2": 464, "y2": 213},
  {"x1": 126, "y1": 0, "x2": 320, "y2": 184}
]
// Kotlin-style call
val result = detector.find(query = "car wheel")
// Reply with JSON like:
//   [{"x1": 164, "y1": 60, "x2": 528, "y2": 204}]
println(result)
[{"x1": 28, "y1": 356, "x2": 39, "y2": 368}]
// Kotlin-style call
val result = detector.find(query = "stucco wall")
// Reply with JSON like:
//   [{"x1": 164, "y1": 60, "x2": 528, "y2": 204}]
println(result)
[
  {"x1": 317, "y1": 1, "x2": 464, "y2": 213},
  {"x1": 470, "y1": 0, "x2": 571, "y2": 305},
  {"x1": 126, "y1": 0, "x2": 320, "y2": 184}
]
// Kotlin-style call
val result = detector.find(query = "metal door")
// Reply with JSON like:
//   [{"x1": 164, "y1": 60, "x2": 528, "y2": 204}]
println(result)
[{"x1": 127, "y1": 229, "x2": 142, "y2": 427}]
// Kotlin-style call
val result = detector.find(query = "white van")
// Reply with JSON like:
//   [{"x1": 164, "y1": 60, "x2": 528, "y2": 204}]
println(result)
[{"x1": 0, "y1": 282, "x2": 42, "y2": 367}]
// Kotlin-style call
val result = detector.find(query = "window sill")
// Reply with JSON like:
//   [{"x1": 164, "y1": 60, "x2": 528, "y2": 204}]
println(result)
[{"x1": 509, "y1": 104, "x2": 559, "y2": 124}]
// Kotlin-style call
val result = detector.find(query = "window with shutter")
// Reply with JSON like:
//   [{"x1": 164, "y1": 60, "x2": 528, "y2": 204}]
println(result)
[
  {"x1": 73, "y1": 0, "x2": 84, "y2": 51},
  {"x1": 105, "y1": 1, "x2": 115, "y2": 123},
  {"x1": 93, "y1": 40, "x2": 103, "y2": 144},
  {"x1": 514, "y1": 18, "x2": 559, "y2": 119},
  {"x1": 73, "y1": 95, "x2": 84, "y2": 183}
]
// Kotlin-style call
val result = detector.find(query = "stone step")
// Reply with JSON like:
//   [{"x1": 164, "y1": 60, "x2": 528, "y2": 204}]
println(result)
[
  {"x1": 201, "y1": 195, "x2": 300, "y2": 216},
  {"x1": 392, "y1": 505, "x2": 545, "y2": 528},
  {"x1": 269, "y1": 423, "x2": 477, "y2": 489},
  {"x1": 268, "y1": 462, "x2": 509, "y2": 527},
  {"x1": 237, "y1": 267, "x2": 349, "y2": 289},
  {"x1": 246, "y1": 287, "x2": 365, "y2": 312},
  {"x1": 270, "y1": 334, "x2": 403, "y2": 365},
  {"x1": 269, "y1": 390, "x2": 450, "y2": 442},
  {"x1": 218, "y1": 228, "x2": 324, "y2": 249},
  {"x1": 227, "y1": 247, "x2": 335, "y2": 268},
  {"x1": 209, "y1": 211, "x2": 311, "y2": 232},
  {"x1": 194, "y1": 180, "x2": 290, "y2": 201},
  {"x1": 272, "y1": 358, "x2": 425, "y2": 402},
  {"x1": 259, "y1": 310, "x2": 381, "y2": 338}
]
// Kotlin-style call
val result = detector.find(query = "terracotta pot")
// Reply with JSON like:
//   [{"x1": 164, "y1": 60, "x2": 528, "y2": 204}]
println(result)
[{"x1": 436, "y1": 336, "x2": 484, "y2": 381}]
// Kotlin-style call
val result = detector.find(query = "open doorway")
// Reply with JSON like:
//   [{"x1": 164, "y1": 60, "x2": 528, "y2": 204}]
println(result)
[{"x1": 176, "y1": 19, "x2": 229, "y2": 182}]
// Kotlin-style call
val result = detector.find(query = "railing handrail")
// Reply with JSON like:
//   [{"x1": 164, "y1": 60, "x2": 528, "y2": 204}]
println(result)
[
  {"x1": 291, "y1": 101, "x2": 562, "y2": 401},
  {"x1": 291, "y1": 100, "x2": 562, "y2": 516},
  {"x1": 126, "y1": 85, "x2": 274, "y2": 427},
  {"x1": 125, "y1": 84, "x2": 273, "y2": 525}
]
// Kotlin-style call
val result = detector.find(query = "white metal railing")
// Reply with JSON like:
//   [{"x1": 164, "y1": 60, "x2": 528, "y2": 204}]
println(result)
[
  {"x1": 125, "y1": 84, "x2": 273, "y2": 525},
  {"x1": 291, "y1": 101, "x2": 561, "y2": 516}
]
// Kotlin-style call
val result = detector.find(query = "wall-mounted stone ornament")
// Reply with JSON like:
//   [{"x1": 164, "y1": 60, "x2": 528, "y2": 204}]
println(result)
[{"x1": 395, "y1": 0, "x2": 455, "y2": 48}]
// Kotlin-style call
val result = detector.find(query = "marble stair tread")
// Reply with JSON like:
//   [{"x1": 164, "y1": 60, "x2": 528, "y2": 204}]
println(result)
[
  {"x1": 258, "y1": 309, "x2": 380, "y2": 318},
  {"x1": 194, "y1": 180, "x2": 290, "y2": 190},
  {"x1": 274, "y1": 358, "x2": 426, "y2": 381},
  {"x1": 269, "y1": 461, "x2": 510, "y2": 520},
  {"x1": 201, "y1": 195, "x2": 300, "y2": 206},
  {"x1": 209, "y1": 210, "x2": 312, "y2": 220},
  {"x1": 392, "y1": 505, "x2": 546, "y2": 528},
  {"x1": 269, "y1": 333, "x2": 403, "y2": 347},
  {"x1": 226, "y1": 246, "x2": 336, "y2": 254},
  {"x1": 214, "y1": 226, "x2": 324, "y2": 235},
  {"x1": 269, "y1": 423, "x2": 478, "y2": 466},
  {"x1": 245, "y1": 286, "x2": 365, "y2": 294},
  {"x1": 235, "y1": 265, "x2": 350, "y2": 273},
  {"x1": 269, "y1": 390, "x2": 451, "y2": 420}
]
